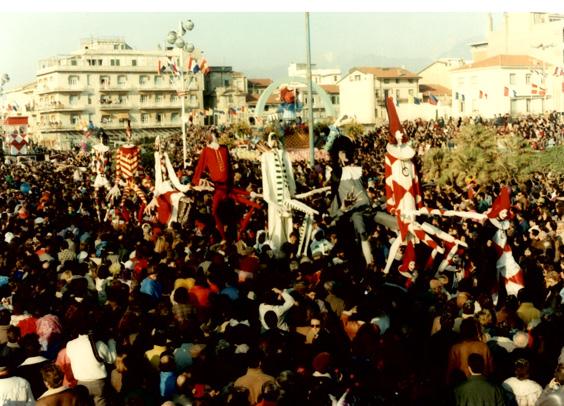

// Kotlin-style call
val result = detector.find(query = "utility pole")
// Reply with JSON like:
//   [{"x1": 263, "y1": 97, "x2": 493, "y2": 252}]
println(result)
[{"x1": 305, "y1": 12, "x2": 315, "y2": 168}]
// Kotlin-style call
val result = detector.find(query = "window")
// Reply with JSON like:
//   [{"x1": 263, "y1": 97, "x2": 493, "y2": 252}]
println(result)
[
  {"x1": 70, "y1": 115, "x2": 80, "y2": 125},
  {"x1": 171, "y1": 112, "x2": 180, "y2": 122},
  {"x1": 526, "y1": 99, "x2": 531, "y2": 113},
  {"x1": 88, "y1": 96, "x2": 92, "y2": 105},
  {"x1": 98, "y1": 59, "x2": 103, "y2": 66},
  {"x1": 139, "y1": 75, "x2": 149, "y2": 85},
  {"x1": 155, "y1": 94, "x2": 163, "y2": 103},
  {"x1": 170, "y1": 94, "x2": 178, "y2": 103},
  {"x1": 526, "y1": 74, "x2": 531, "y2": 84},
  {"x1": 383, "y1": 79, "x2": 390, "y2": 84},
  {"x1": 114, "y1": 44, "x2": 119, "y2": 50},
  {"x1": 87, "y1": 75, "x2": 91, "y2": 86},
  {"x1": 334, "y1": 75, "x2": 338, "y2": 81},
  {"x1": 117, "y1": 75, "x2": 127, "y2": 86},
  {"x1": 100, "y1": 76, "x2": 110, "y2": 88},
  {"x1": 111, "y1": 59, "x2": 120, "y2": 66},
  {"x1": 140, "y1": 95, "x2": 149, "y2": 104},
  {"x1": 156, "y1": 113, "x2": 162, "y2": 123},
  {"x1": 117, "y1": 95, "x2": 127, "y2": 104},
  {"x1": 331, "y1": 95, "x2": 339, "y2": 104},
  {"x1": 68, "y1": 75, "x2": 79, "y2": 86},
  {"x1": 141, "y1": 113, "x2": 149, "y2": 123},
  {"x1": 69, "y1": 95, "x2": 79, "y2": 105},
  {"x1": 354, "y1": 75, "x2": 361, "y2": 81},
  {"x1": 375, "y1": 90, "x2": 380, "y2": 98},
  {"x1": 408, "y1": 89, "x2": 414, "y2": 96},
  {"x1": 408, "y1": 79, "x2": 414, "y2": 83},
  {"x1": 509, "y1": 73, "x2": 516, "y2": 85},
  {"x1": 396, "y1": 89, "x2": 400, "y2": 97},
  {"x1": 101, "y1": 114, "x2": 112, "y2": 124},
  {"x1": 70, "y1": 59, "x2": 77, "y2": 66},
  {"x1": 224, "y1": 80, "x2": 230, "y2": 87},
  {"x1": 132, "y1": 59, "x2": 137, "y2": 67},
  {"x1": 154, "y1": 76, "x2": 162, "y2": 86},
  {"x1": 395, "y1": 79, "x2": 400, "y2": 84}
]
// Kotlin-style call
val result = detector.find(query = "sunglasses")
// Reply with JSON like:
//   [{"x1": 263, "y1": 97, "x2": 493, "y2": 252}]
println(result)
[{"x1": 310, "y1": 324, "x2": 321, "y2": 328}]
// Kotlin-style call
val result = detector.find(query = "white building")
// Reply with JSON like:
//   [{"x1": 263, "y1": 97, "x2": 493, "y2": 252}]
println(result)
[
  {"x1": 288, "y1": 63, "x2": 341, "y2": 85},
  {"x1": 418, "y1": 58, "x2": 466, "y2": 90},
  {"x1": 450, "y1": 54, "x2": 560, "y2": 118},
  {"x1": 338, "y1": 67, "x2": 420, "y2": 125},
  {"x1": 471, "y1": 13, "x2": 564, "y2": 70},
  {"x1": 11, "y1": 37, "x2": 205, "y2": 149}
]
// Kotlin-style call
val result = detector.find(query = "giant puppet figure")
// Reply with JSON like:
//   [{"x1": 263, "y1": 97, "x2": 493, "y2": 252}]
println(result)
[
  {"x1": 486, "y1": 187, "x2": 525, "y2": 297},
  {"x1": 192, "y1": 130, "x2": 260, "y2": 241},
  {"x1": 327, "y1": 131, "x2": 374, "y2": 266},
  {"x1": 107, "y1": 120, "x2": 147, "y2": 223},
  {"x1": 381, "y1": 97, "x2": 471, "y2": 274},
  {"x1": 260, "y1": 132, "x2": 323, "y2": 256},
  {"x1": 90, "y1": 129, "x2": 112, "y2": 221},
  {"x1": 145, "y1": 136, "x2": 192, "y2": 226}
]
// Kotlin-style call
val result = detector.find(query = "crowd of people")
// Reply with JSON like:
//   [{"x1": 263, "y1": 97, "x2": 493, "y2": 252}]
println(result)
[{"x1": 0, "y1": 112, "x2": 562, "y2": 405}]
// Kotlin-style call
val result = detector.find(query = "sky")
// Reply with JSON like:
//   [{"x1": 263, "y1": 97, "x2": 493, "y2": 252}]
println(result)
[{"x1": 1, "y1": 12, "x2": 504, "y2": 89}]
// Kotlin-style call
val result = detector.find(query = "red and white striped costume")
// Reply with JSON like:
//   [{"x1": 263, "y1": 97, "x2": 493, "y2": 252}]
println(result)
[
  {"x1": 107, "y1": 144, "x2": 147, "y2": 223},
  {"x1": 487, "y1": 187, "x2": 525, "y2": 297}
]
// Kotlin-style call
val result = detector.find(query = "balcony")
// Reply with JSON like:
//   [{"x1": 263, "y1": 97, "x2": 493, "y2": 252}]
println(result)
[
  {"x1": 36, "y1": 86, "x2": 85, "y2": 95},
  {"x1": 139, "y1": 103, "x2": 182, "y2": 110},
  {"x1": 99, "y1": 102, "x2": 131, "y2": 110},
  {"x1": 37, "y1": 103, "x2": 87, "y2": 113},
  {"x1": 98, "y1": 84, "x2": 130, "y2": 92}
]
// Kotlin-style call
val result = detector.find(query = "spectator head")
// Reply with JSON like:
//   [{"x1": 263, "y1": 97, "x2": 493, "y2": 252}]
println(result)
[
  {"x1": 40, "y1": 362, "x2": 64, "y2": 389},
  {"x1": 226, "y1": 386, "x2": 250, "y2": 406},
  {"x1": 259, "y1": 380, "x2": 280, "y2": 402},
  {"x1": 467, "y1": 353, "x2": 485, "y2": 375},
  {"x1": 0, "y1": 309, "x2": 10, "y2": 326},
  {"x1": 555, "y1": 363, "x2": 564, "y2": 385},
  {"x1": 263, "y1": 310, "x2": 279, "y2": 331},
  {"x1": 459, "y1": 318, "x2": 480, "y2": 341},
  {"x1": 21, "y1": 333, "x2": 40, "y2": 357},
  {"x1": 514, "y1": 358, "x2": 530, "y2": 380}
]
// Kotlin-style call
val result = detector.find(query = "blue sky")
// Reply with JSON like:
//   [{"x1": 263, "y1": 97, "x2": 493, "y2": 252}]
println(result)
[{"x1": 0, "y1": 12, "x2": 505, "y2": 88}]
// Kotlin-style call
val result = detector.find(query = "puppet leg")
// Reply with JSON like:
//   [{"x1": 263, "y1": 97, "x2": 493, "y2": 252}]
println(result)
[{"x1": 383, "y1": 234, "x2": 403, "y2": 274}]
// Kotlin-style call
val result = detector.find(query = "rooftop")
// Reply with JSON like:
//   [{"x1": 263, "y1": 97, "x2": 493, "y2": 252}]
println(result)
[
  {"x1": 348, "y1": 66, "x2": 420, "y2": 79},
  {"x1": 453, "y1": 54, "x2": 550, "y2": 71}
]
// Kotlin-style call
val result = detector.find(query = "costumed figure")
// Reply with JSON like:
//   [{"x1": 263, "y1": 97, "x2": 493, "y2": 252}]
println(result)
[
  {"x1": 381, "y1": 97, "x2": 471, "y2": 274},
  {"x1": 192, "y1": 130, "x2": 260, "y2": 241},
  {"x1": 278, "y1": 86, "x2": 301, "y2": 123},
  {"x1": 260, "y1": 133, "x2": 324, "y2": 256},
  {"x1": 145, "y1": 136, "x2": 192, "y2": 226},
  {"x1": 486, "y1": 187, "x2": 525, "y2": 297},
  {"x1": 327, "y1": 129, "x2": 374, "y2": 266},
  {"x1": 90, "y1": 128, "x2": 112, "y2": 222},
  {"x1": 107, "y1": 120, "x2": 147, "y2": 224}
]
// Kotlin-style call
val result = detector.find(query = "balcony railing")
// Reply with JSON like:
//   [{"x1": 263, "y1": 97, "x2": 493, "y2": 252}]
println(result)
[
  {"x1": 36, "y1": 86, "x2": 85, "y2": 94},
  {"x1": 37, "y1": 103, "x2": 87, "y2": 112}
]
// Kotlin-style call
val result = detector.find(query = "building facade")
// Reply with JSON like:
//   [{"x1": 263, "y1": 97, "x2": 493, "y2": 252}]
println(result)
[
  {"x1": 338, "y1": 67, "x2": 420, "y2": 124},
  {"x1": 21, "y1": 37, "x2": 205, "y2": 149},
  {"x1": 450, "y1": 54, "x2": 560, "y2": 118}
]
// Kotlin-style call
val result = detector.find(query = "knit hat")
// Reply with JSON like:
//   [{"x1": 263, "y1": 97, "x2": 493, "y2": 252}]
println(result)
[{"x1": 312, "y1": 352, "x2": 332, "y2": 374}]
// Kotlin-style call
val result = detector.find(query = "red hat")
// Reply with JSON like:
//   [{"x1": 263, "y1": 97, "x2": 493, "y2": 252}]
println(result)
[
  {"x1": 399, "y1": 241, "x2": 416, "y2": 273},
  {"x1": 488, "y1": 187, "x2": 513, "y2": 219},
  {"x1": 312, "y1": 352, "x2": 332, "y2": 374},
  {"x1": 386, "y1": 97, "x2": 407, "y2": 145}
]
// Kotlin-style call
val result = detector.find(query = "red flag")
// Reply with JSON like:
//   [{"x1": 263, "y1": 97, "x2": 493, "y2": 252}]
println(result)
[
  {"x1": 504, "y1": 87, "x2": 509, "y2": 97},
  {"x1": 479, "y1": 90, "x2": 483, "y2": 99},
  {"x1": 157, "y1": 60, "x2": 161, "y2": 75},
  {"x1": 187, "y1": 55, "x2": 194, "y2": 72},
  {"x1": 531, "y1": 84, "x2": 538, "y2": 94},
  {"x1": 539, "y1": 87, "x2": 546, "y2": 97}
]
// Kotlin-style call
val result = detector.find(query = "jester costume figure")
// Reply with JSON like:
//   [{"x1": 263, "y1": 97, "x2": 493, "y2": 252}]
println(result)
[
  {"x1": 107, "y1": 121, "x2": 147, "y2": 223},
  {"x1": 192, "y1": 132, "x2": 260, "y2": 241}
]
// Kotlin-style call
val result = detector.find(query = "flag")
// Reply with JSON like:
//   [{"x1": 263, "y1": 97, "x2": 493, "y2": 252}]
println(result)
[
  {"x1": 479, "y1": 90, "x2": 483, "y2": 99},
  {"x1": 455, "y1": 92, "x2": 459, "y2": 100},
  {"x1": 408, "y1": 95, "x2": 414, "y2": 104},
  {"x1": 157, "y1": 60, "x2": 162, "y2": 75},
  {"x1": 428, "y1": 94, "x2": 438, "y2": 105},
  {"x1": 228, "y1": 107, "x2": 236, "y2": 116},
  {"x1": 395, "y1": 96, "x2": 400, "y2": 107},
  {"x1": 531, "y1": 83, "x2": 538, "y2": 94},
  {"x1": 504, "y1": 87, "x2": 509, "y2": 97},
  {"x1": 192, "y1": 61, "x2": 200, "y2": 74},
  {"x1": 414, "y1": 97, "x2": 421, "y2": 105},
  {"x1": 512, "y1": 90, "x2": 517, "y2": 97},
  {"x1": 539, "y1": 87, "x2": 546, "y2": 97},
  {"x1": 187, "y1": 55, "x2": 194, "y2": 72},
  {"x1": 199, "y1": 57, "x2": 210, "y2": 75},
  {"x1": 461, "y1": 94, "x2": 465, "y2": 102},
  {"x1": 554, "y1": 66, "x2": 559, "y2": 76}
]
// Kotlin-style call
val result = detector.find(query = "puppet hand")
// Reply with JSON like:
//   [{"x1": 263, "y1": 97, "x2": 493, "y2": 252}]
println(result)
[{"x1": 106, "y1": 185, "x2": 121, "y2": 202}]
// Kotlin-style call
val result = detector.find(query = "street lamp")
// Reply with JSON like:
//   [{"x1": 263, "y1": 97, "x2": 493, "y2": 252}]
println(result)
[
  {"x1": 532, "y1": 43, "x2": 554, "y2": 114},
  {"x1": 166, "y1": 19, "x2": 195, "y2": 168}
]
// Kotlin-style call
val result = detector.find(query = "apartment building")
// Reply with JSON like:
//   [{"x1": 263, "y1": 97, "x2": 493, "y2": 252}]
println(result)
[
  {"x1": 30, "y1": 37, "x2": 204, "y2": 149},
  {"x1": 338, "y1": 67, "x2": 420, "y2": 124}
]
